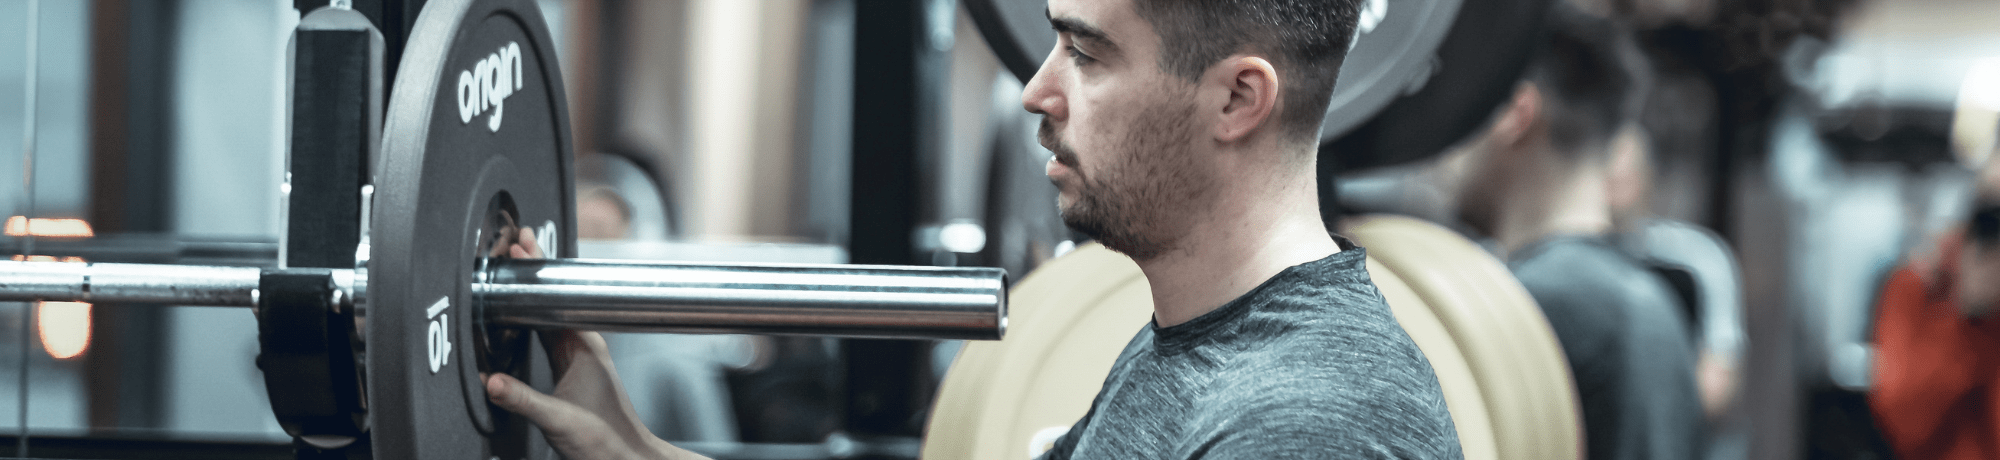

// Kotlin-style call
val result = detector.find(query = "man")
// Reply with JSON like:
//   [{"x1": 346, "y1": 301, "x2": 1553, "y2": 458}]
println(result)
[
  {"x1": 1608, "y1": 60, "x2": 1749, "y2": 458},
  {"x1": 1869, "y1": 153, "x2": 2000, "y2": 460},
  {"x1": 484, "y1": 0, "x2": 1461, "y2": 457},
  {"x1": 1441, "y1": 8, "x2": 1703, "y2": 460}
]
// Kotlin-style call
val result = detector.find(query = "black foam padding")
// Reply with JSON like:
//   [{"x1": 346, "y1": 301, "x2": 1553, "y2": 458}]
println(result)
[
  {"x1": 256, "y1": 269, "x2": 367, "y2": 439},
  {"x1": 287, "y1": 28, "x2": 374, "y2": 269}
]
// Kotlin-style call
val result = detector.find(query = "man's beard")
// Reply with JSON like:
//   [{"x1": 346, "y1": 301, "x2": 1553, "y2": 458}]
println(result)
[{"x1": 1040, "y1": 101, "x2": 1209, "y2": 262}]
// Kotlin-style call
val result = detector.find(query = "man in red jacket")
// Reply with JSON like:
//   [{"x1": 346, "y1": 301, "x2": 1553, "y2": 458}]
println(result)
[{"x1": 1870, "y1": 156, "x2": 2000, "y2": 460}]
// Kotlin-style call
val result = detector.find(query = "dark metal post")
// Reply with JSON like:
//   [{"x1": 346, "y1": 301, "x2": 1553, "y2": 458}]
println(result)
[
  {"x1": 84, "y1": 0, "x2": 182, "y2": 433},
  {"x1": 847, "y1": 0, "x2": 954, "y2": 440}
]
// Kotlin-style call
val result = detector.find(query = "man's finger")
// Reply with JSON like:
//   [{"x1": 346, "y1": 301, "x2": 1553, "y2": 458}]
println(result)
[
  {"x1": 540, "y1": 329, "x2": 579, "y2": 376},
  {"x1": 487, "y1": 373, "x2": 590, "y2": 432},
  {"x1": 487, "y1": 373, "x2": 644, "y2": 459},
  {"x1": 518, "y1": 227, "x2": 544, "y2": 258}
]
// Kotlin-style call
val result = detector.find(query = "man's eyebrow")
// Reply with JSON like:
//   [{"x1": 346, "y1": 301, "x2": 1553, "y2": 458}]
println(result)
[{"x1": 1046, "y1": 8, "x2": 1117, "y2": 50}]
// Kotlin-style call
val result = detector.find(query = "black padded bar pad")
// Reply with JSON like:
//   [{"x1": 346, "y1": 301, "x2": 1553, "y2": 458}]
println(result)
[{"x1": 287, "y1": 15, "x2": 383, "y2": 269}]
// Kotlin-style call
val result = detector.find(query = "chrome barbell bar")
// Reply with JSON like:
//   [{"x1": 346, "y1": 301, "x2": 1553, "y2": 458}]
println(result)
[{"x1": 0, "y1": 259, "x2": 1006, "y2": 341}]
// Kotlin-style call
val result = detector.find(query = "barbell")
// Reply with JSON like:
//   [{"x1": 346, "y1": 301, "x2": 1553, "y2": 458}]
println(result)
[
  {"x1": 0, "y1": 259, "x2": 1006, "y2": 338},
  {"x1": 1, "y1": 1, "x2": 1006, "y2": 459},
  {"x1": 1, "y1": 0, "x2": 1566, "y2": 457}
]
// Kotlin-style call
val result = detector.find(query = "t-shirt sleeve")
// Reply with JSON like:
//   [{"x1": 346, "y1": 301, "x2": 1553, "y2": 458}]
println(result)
[
  {"x1": 1040, "y1": 326, "x2": 1150, "y2": 460},
  {"x1": 1035, "y1": 406, "x2": 1092, "y2": 460}
]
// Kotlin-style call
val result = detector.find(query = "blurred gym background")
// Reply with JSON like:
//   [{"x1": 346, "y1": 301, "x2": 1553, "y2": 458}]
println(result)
[{"x1": 0, "y1": 0, "x2": 1996, "y2": 459}]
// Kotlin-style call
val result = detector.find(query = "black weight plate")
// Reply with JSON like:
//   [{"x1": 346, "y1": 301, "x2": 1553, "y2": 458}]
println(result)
[
  {"x1": 963, "y1": 0, "x2": 1052, "y2": 86},
  {"x1": 1315, "y1": 0, "x2": 1461, "y2": 147},
  {"x1": 369, "y1": 0, "x2": 576, "y2": 458},
  {"x1": 1323, "y1": 0, "x2": 1554, "y2": 170}
]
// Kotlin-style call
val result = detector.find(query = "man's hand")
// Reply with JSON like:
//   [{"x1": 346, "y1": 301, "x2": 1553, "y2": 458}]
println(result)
[{"x1": 483, "y1": 228, "x2": 708, "y2": 460}]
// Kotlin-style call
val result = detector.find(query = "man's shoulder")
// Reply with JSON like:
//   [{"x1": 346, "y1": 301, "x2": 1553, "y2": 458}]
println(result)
[
  {"x1": 1198, "y1": 306, "x2": 1457, "y2": 441},
  {"x1": 1207, "y1": 323, "x2": 1446, "y2": 411},
  {"x1": 1509, "y1": 236, "x2": 1697, "y2": 389},
  {"x1": 1242, "y1": 255, "x2": 1406, "y2": 340},
  {"x1": 1223, "y1": 260, "x2": 1437, "y2": 393},
  {"x1": 1510, "y1": 238, "x2": 1643, "y2": 287},
  {"x1": 1509, "y1": 237, "x2": 1677, "y2": 313}
]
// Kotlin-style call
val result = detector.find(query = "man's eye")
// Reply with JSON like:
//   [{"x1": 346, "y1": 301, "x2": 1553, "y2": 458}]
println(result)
[{"x1": 1065, "y1": 45, "x2": 1095, "y2": 65}]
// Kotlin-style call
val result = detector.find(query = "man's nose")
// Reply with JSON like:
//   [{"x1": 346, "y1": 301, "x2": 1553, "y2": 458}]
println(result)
[{"x1": 1021, "y1": 50, "x2": 1065, "y2": 120}]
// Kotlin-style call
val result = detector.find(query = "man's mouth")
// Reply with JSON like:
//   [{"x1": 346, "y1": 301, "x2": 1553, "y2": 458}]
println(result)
[
  {"x1": 1053, "y1": 149, "x2": 1079, "y2": 169},
  {"x1": 1039, "y1": 118, "x2": 1079, "y2": 169}
]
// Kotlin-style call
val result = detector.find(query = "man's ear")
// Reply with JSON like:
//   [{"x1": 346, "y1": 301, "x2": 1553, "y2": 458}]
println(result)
[
  {"x1": 1212, "y1": 56, "x2": 1280, "y2": 143},
  {"x1": 1488, "y1": 82, "x2": 1542, "y2": 149}
]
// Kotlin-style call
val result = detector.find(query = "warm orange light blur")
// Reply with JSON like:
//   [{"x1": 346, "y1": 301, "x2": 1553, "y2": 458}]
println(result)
[
  {"x1": 8, "y1": 255, "x2": 83, "y2": 263},
  {"x1": 4, "y1": 216, "x2": 95, "y2": 238},
  {"x1": 11, "y1": 256, "x2": 94, "y2": 360},
  {"x1": 37, "y1": 301, "x2": 91, "y2": 360}
]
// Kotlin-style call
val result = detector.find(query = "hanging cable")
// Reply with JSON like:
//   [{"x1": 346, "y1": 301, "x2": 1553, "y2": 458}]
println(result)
[{"x1": 17, "y1": 0, "x2": 40, "y2": 455}]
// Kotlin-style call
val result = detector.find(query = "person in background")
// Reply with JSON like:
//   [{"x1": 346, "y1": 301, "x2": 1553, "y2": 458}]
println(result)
[
  {"x1": 1443, "y1": 6, "x2": 1704, "y2": 460},
  {"x1": 1605, "y1": 45, "x2": 1748, "y2": 454},
  {"x1": 1869, "y1": 147, "x2": 2000, "y2": 460},
  {"x1": 1607, "y1": 134, "x2": 1748, "y2": 459}
]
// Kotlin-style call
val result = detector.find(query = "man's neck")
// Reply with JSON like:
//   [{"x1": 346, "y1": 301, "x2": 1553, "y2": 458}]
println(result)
[
  {"x1": 1490, "y1": 165, "x2": 1613, "y2": 257},
  {"x1": 1136, "y1": 171, "x2": 1340, "y2": 328}
]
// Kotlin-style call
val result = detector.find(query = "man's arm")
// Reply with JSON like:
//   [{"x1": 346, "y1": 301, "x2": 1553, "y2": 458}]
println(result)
[{"x1": 484, "y1": 228, "x2": 710, "y2": 460}]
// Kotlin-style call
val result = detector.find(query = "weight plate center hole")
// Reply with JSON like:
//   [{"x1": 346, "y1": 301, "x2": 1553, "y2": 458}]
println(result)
[{"x1": 476, "y1": 191, "x2": 533, "y2": 376}]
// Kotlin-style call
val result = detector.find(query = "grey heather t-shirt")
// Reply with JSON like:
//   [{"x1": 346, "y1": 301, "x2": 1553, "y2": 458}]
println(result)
[
  {"x1": 1038, "y1": 243, "x2": 1463, "y2": 459},
  {"x1": 1510, "y1": 237, "x2": 1702, "y2": 460}
]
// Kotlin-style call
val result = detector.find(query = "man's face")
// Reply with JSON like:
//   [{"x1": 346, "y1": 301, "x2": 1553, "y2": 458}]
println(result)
[{"x1": 1024, "y1": 0, "x2": 1214, "y2": 261}]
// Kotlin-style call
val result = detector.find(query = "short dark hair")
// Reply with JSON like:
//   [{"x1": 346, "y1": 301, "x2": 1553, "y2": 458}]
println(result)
[
  {"x1": 1131, "y1": 0, "x2": 1362, "y2": 145},
  {"x1": 1524, "y1": 6, "x2": 1649, "y2": 160}
]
